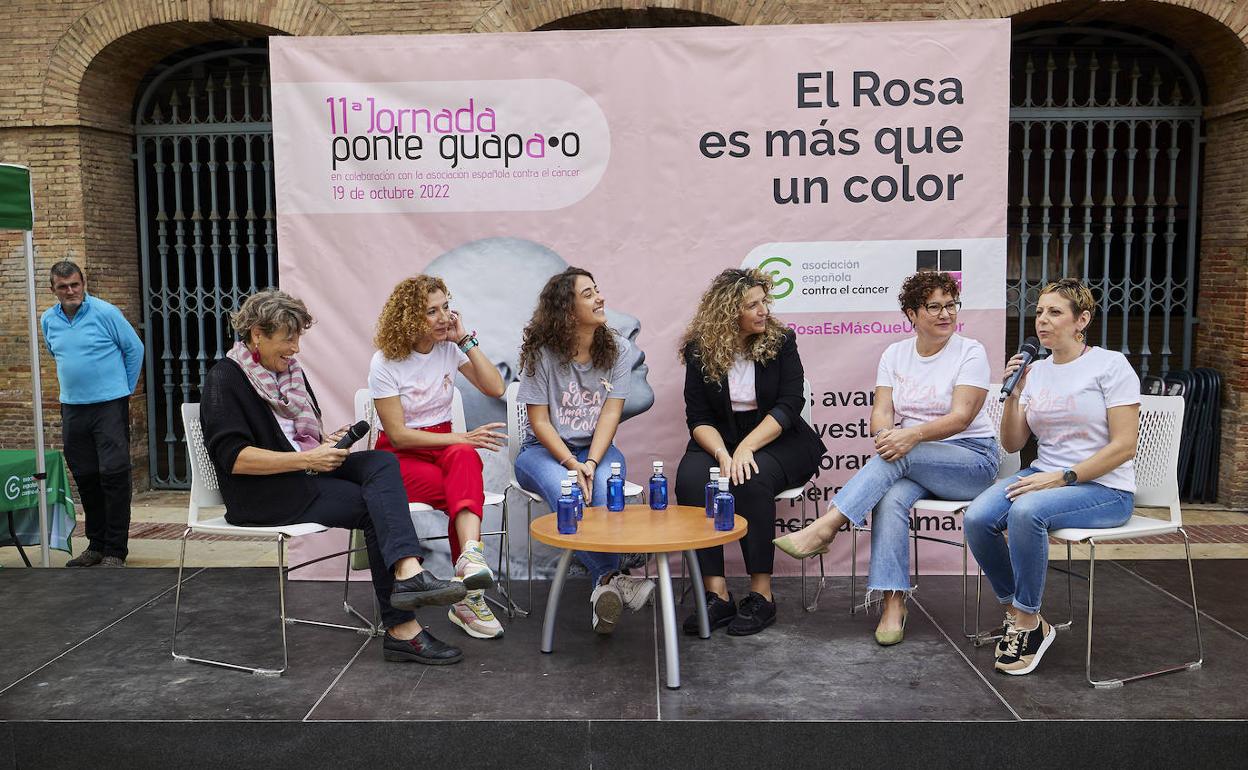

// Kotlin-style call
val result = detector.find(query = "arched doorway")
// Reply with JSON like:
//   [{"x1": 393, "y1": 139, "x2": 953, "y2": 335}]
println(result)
[
  {"x1": 1007, "y1": 25, "x2": 1204, "y2": 377},
  {"x1": 134, "y1": 44, "x2": 276, "y2": 487}
]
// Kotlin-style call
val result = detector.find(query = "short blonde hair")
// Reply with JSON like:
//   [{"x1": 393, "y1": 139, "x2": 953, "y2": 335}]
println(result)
[
  {"x1": 231, "y1": 289, "x2": 314, "y2": 344},
  {"x1": 1038, "y1": 277, "x2": 1096, "y2": 325}
]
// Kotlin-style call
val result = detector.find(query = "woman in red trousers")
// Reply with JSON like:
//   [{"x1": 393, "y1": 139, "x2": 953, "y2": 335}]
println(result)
[{"x1": 369, "y1": 275, "x2": 507, "y2": 640}]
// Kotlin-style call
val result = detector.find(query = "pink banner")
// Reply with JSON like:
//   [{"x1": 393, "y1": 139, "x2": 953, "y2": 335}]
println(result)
[{"x1": 270, "y1": 20, "x2": 1010, "y2": 580}]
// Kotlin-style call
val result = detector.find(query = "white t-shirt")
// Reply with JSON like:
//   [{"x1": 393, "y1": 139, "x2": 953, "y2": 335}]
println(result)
[
  {"x1": 368, "y1": 342, "x2": 469, "y2": 429},
  {"x1": 1021, "y1": 346, "x2": 1141, "y2": 492},
  {"x1": 727, "y1": 356, "x2": 758, "y2": 412},
  {"x1": 274, "y1": 414, "x2": 303, "y2": 452},
  {"x1": 876, "y1": 334, "x2": 994, "y2": 440}
]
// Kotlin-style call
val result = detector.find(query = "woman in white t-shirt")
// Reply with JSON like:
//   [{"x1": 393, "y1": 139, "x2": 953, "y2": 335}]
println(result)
[
  {"x1": 775, "y1": 271, "x2": 999, "y2": 645},
  {"x1": 369, "y1": 275, "x2": 508, "y2": 640},
  {"x1": 965, "y1": 278, "x2": 1139, "y2": 677}
]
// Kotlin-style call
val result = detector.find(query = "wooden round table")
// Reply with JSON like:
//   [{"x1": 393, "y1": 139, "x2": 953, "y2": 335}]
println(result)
[{"x1": 530, "y1": 504, "x2": 746, "y2": 689}]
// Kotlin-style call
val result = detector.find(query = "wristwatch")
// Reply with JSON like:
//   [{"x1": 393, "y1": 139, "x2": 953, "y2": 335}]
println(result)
[{"x1": 1062, "y1": 468, "x2": 1078, "y2": 486}]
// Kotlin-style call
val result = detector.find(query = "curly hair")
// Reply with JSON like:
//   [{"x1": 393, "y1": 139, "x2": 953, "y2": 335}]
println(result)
[
  {"x1": 231, "y1": 288, "x2": 314, "y2": 344},
  {"x1": 897, "y1": 271, "x2": 960, "y2": 316},
  {"x1": 373, "y1": 274, "x2": 450, "y2": 361},
  {"x1": 519, "y1": 267, "x2": 619, "y2": 375},
  {"x1": 1039, "y1": 277, "x2": 1097, "y2": 325},
  {"x1": 680, "y1": 268, "x2": 787, "y2": 383}
]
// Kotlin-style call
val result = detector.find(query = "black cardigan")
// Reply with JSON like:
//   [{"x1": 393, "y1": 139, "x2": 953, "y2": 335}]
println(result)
[
  {"x1": 682, "y1": 329, "x2": 825, "y2": 468},
  {"x1": 200, "y1": 358, "x2": 321, "y2": 525}
]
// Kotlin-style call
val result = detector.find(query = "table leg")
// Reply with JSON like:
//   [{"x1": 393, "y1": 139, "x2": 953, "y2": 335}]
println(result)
[
  {"x1": 685, "y1": 549, "x2": 709, "y2": 638},
  {"x1": 540, "y1": 549, "x2": 574, "y2": 654},
  {"x1": 655, "y1": 552, "x2": 680, "y2": 689}
]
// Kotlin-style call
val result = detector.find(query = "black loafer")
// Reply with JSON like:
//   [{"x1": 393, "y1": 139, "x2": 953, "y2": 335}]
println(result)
[
  {"x1": 683, "y1": 591, "x2": 736, "y2": 635},
  {"x1": 390, "y1": 571, "x2": 467, "y2": 610},
  {"x1": 383, "y1": 629, "x2": 463, "y2": 665},
  {"x1": 727, "y1": 592, "x2": 777, "y2": 636}
]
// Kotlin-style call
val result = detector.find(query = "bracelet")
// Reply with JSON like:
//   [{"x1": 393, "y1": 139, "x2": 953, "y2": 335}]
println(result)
[
  {"x1": 458, "y1": 330, "x2": 476, "y2": 346},
  {"x1": 585, "y1": 458, "x2": 598, "y2": 469},
  {"x1": 561, "y1": 456, "x2": 577, "y2": 468},
  {"x1": 458, "y1": 335, "x2": 479, "y2": 354}
]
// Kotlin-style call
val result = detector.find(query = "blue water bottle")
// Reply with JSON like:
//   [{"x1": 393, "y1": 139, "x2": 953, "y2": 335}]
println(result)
[
  {"x1": 649, "y1": 460, "x2": 668, "y2": 510},
  {"x1": 714, "y1": 477, "x2": 735, "y2": 531},
  {"x1": 567, "y1": 469, "x2": 584, "y2": 520},
  {"x1": 607, "y1": 461, "x2": 625, "y2": 511},
  {"x1": 557, "y1": 479, "x2": 578, "y2": 535},
  {"x1": 704, "y1": 466, "x2": 720, "y2": 519}
]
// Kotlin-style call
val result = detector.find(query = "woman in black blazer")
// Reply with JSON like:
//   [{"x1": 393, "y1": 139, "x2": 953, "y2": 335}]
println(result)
[{"x1": 674, "y1": 269, "x2": 824, "y2": 636}]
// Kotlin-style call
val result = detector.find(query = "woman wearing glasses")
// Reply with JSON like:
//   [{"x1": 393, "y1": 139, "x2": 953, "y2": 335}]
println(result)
[{"x1": 774, "y1": 271, "x2": 999, "y2": 645}]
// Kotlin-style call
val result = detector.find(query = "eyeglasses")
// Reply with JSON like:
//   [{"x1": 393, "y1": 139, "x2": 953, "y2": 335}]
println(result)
[{"x1": 921, "y1": 301, "x2": 962, "y2": 316}]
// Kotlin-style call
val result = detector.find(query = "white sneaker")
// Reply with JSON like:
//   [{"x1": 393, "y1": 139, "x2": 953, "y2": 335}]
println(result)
[
  {"x1": 590, "y1": 581, "x2": 623, "y2": 634},
  {"x1": 448, "y1": 587, "x2": 504, "y2": 639},
  {"x1": 455, "y1": 540, "x2": 494, "y2": 590},
  {"x1": 610, "y1": 574, "x2": 655, "y2": 611}
]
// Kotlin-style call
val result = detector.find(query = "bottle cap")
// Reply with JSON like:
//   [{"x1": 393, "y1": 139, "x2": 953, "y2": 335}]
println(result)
[
  {"x1": 567, "y1": 469, "x2": 577, "y2": 478},
  {"x1": 709, "y1": 466, "x2": 720, "y2": 478},
  {"x1": 610, "y1": 462, "x2": 621, "y2": 471},
  {"x1": 653, "y1": 460, "x2": 663, "y2": 470},
  {"x1": 718, "y1": 477, "x2": 729, "y2": 491},
  {"x1": 561, "y1": 479, "x2": 572, "y2": 490}
]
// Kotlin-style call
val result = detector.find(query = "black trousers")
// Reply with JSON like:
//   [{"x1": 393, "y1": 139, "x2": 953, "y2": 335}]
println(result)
[
  {"x1": 61, "y1": 398, "x2": 132, "y2": 559},
  {"x1": 227, "y1": 450, "x2": 422, "y2": 629},
  {"x1": 675, "y1": 411, "x2": 816, "y2": 577}
]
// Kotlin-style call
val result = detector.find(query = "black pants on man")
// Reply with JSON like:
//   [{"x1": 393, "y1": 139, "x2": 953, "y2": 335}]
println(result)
[{"x1": 61, "y1": 397, "x2": 132, "y2": 560}]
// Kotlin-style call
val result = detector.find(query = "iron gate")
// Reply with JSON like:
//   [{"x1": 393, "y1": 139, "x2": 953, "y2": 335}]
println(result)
[
  {"x1": 1008, "y1": 27, "x2": 1203, "y2": 375},
  {"x1": 135, "y1": 47, "x2": 276, "y2": 488}
]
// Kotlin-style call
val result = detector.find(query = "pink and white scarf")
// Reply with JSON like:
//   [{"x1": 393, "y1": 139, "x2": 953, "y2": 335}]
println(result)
[{"x1": 226, "y1": 341, "x2": 323, "y2": 451}]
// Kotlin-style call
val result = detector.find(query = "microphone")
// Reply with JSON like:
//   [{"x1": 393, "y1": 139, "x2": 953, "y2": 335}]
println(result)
[
  {"x1": 332, "y1": 420, "x2": 371, "y2": 449},
  {"x1": 1000, "y1": 336, "x2": 1041, "y2": 401}
]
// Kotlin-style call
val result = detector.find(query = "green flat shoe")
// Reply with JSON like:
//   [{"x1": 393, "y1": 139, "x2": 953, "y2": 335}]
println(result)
[
  {"x1": 772, "y1": 533, "x2": 829, "y2": 560},
  {"x1": 874, "y1": 611, "x2": 908, "y2": 646}
]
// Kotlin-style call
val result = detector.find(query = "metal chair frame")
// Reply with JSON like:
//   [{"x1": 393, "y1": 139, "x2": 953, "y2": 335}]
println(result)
[{"x1": 171, "y1": 403, "x2": 375, "y2": 678}]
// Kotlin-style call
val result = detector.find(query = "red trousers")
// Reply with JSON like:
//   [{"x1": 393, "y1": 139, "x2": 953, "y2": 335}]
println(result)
[{"x1": 375, "y1": 422, "x2": 484, "y2": 562}]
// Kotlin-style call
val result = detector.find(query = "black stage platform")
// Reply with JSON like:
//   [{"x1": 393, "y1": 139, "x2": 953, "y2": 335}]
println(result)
[{"x1": 1, "y1": 561, "x2": 1245, "y2": 768}]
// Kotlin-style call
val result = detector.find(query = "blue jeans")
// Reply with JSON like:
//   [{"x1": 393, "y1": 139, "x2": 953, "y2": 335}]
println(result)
[
  {"x1": 514, "y1": 442, "x2": 626, "y2": 584},
  {"x1": 831, "y1": 438, "x2": 999, "y2": 593},
  {"x1": 964, "y1": 468, "x2": 1134, "y2": 614}
]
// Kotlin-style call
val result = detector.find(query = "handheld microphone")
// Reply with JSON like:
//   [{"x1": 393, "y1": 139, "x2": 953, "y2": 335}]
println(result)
[
  {"x1": 332, "y1": 420, "x2": 371, "y2": 450},
  {"x1": 1000, "y1": 336, "x2": 1041, "y2": 401}
]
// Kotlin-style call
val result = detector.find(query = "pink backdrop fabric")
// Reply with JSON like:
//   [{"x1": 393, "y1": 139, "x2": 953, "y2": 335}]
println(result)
[{"x1": 270, "y1": 21, "x2": 1010, "y2": 580}]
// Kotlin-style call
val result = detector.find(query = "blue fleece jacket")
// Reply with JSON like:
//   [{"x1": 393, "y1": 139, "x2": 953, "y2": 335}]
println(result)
[{"x1": 40, "y1": 294, "x2": 144, "y2": 404}]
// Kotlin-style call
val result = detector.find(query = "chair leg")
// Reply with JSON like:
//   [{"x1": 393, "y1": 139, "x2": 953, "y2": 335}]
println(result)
[
  {"x1": 170, "y1": 530, "x2": 287, "y2": 676},
  {"x1": 341, "y1": 534, "x2": 380, "y2": 637},
  {"x1": 526, "y1": 498, "x2": 534, "y2": 614},
  {"x1": 1052, "y1": 541, "x2": 1074, "y2": 631},
  {"x1": 848, "y1": 527, "x2": 858, "y2": 614},
  {"x1": 1085, "y1": 531, "x2": 1204, "y2": 688}
]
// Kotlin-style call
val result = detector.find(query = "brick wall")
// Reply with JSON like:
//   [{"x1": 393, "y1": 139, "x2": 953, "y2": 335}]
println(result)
[{"x1": 2, "y1": 0, "x2": 1247, "y2": 503}]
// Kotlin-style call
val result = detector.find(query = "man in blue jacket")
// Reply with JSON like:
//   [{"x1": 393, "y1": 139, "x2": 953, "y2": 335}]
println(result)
[{"x1": 41, "y1": 261, "x2": 144, "y2": 567}]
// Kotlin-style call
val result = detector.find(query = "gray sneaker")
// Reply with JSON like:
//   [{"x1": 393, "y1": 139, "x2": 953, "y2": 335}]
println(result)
[
  {"x1": 66, "y1": 549, "x2": 104, "y2": 567},
  {"x1": 99, "y1": 556, "x2": 126, "y2": 568}
]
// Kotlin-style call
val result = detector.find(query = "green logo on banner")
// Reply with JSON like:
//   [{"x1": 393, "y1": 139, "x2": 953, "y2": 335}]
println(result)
[{"x1": 759, "y1": 256, "x2": 794, "y2": 300}]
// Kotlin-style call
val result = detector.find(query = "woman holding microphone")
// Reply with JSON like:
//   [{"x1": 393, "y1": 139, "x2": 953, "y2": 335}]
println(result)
[{"x1": 964, "y1": 278, "x2": 1139, "y2": 676}]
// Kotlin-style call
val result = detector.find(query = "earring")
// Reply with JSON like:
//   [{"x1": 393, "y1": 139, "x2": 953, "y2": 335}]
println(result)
[
  {"x1": 1075, "y1": 330, "x2": 1086, "y2": 344},
  {"x1": 250, "y1": 346, "x2": 261, "y2": 364}
]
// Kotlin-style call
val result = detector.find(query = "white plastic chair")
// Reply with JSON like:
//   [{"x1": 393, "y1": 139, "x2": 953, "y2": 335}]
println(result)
[
  {"x1": 352, "y1": 388, "x2": 516, "y2": 617},
  {"x1": 844, "y1": 384, "x2": 1021, "y2": 636},
  {"x1": 1049, "y1": 394, "x2": 1202, "y2": 687},
  {"x1": 171, "y1": 403, "x2": 375, "y2": 677},
  {"x1": 504, "y1": 381, "x2": 643, "y2": 613}
]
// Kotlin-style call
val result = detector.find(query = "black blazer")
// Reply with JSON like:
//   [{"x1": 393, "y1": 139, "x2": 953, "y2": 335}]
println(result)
[
  {"x1": 682, "y1": 329, "x2": 824, "y2": 469},
  {"x1": 200, "y1": 358, "x2": 322, "y2": 525}
]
